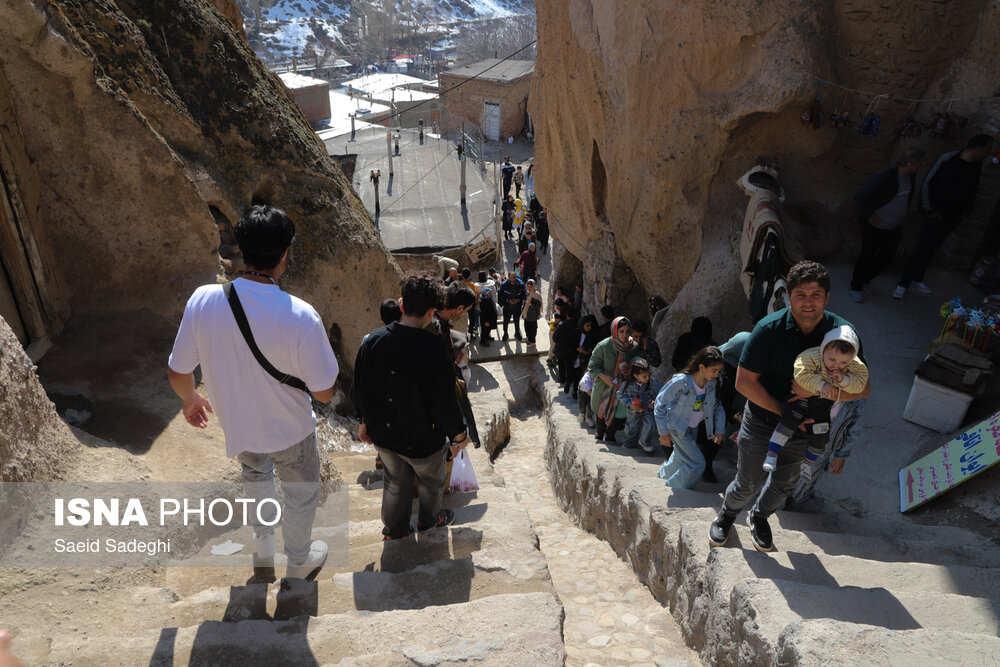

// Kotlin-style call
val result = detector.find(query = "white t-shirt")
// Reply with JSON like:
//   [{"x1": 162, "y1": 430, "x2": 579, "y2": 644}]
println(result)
[
  {"x1": 688, "y1": 382, "x2": 707, "y2": 429},
  {"x1": 168, "y1": 278, "x2": 340, "y2": 458}
]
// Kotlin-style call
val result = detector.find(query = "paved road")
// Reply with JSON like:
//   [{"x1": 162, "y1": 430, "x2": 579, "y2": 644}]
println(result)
[{"x1": 325, "y1": 126, "x2": 495, "y2": 252}]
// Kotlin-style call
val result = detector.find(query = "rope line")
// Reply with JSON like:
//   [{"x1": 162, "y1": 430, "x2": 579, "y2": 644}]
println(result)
[{"x1": 802, "y1": 72, "x2": 991, "y2": 106}]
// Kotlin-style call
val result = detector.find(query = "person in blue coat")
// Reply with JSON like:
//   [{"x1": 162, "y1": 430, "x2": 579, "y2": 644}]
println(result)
[{"x1": 654, "y1": 346, "x2": 726, "y2": 489}]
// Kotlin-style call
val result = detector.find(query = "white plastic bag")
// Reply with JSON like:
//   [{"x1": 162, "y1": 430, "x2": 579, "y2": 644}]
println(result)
[{"x1": 449, "y1": 449, "x2": 479, "y2": 492}]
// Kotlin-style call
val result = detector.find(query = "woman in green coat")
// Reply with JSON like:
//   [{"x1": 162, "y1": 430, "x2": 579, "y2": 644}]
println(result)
[{"x1": 588, "y1": 316, "x2": 638, "y2": 442}]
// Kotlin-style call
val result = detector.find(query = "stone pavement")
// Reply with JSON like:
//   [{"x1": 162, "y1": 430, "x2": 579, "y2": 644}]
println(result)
[{"x1": 486, "y1": 357, "x2": 698, "y2": 666}]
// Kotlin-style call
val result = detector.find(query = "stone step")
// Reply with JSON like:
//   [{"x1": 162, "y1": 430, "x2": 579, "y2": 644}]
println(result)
[
  {"x1": 160, "y1": 540, "x2": 551, "y2": 625},
  {"x1": 41, "y1": 592, "x2": 566, "y2": 666},
  {"x1": 758, "y1": 518, "x2": 1000, "y2": 569},
  {"x1": 729, "y1": 578, "x2": 1000, "y2": 663},
  {"x1": 680, "y1": 522, "x2": 1000, "y2": 600},
  {"x1": 774, "y1": 618, "x2": 1000, "y2": 666}
]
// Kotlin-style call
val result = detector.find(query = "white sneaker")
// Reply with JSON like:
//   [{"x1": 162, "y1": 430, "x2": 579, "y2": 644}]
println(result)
[
  {"x1": 892, "y1": 286, "x2": 906, "y2": 300},
  {"x1": 912, "y1": 282, "x2": 933, "y2": 295},
  {"x1": 762, "y1": 453, "x2": 777, "y2": 472},
  {"x1": 862, "y1": 283, "x2": 876, "y2": 296},
  {"x1": 284, "y1": 540, "x2": 328, "y2": 580},
  {"x1": 252, "y1": 533, "x2": 275, "y2": 567},
  {"x1": 848, "y1": 290, "x2": 862, "y2": 303}
]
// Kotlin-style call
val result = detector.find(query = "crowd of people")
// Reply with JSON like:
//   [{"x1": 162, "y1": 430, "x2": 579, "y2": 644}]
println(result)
[
  {"x1": 546, "y1": 260, "x2": 870, "y2": 553},
  {"x1": 168, "y1": 131, "x2": 980, "y2": 580}
]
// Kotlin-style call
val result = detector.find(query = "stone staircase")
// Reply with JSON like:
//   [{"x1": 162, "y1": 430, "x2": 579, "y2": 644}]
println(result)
[
  {"x1": 537, "y1": 371, "x2": 1000, "y2": 665},
  {"x1": 6, "y1": 386, "x2": 567, "y2": 666}
]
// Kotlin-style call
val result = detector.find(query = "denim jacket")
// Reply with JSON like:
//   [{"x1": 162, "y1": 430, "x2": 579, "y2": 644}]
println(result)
[
  {"x1": 653, "y1": 373, "x2": 725, "y2": 438},
  {"x1": 617, "y1": 377, "x2": 663, "y2": 417}
]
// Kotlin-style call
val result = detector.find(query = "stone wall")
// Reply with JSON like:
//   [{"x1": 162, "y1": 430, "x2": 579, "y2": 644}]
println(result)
[{"x1": 531, "y1": 0, "x2": 1000, "y2": 359}]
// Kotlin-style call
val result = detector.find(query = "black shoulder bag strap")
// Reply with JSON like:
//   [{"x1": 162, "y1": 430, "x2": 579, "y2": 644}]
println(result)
[{"x1": 224, "y1": 281, "x2": 310, "y2": 394}]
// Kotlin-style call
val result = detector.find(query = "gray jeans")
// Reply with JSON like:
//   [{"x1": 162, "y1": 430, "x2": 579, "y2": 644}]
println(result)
[
  {"x1": 237, "y1": 432, "x2": 320, "y2": 567},
  {"x1": 722, "y1": 403, "x2": 809, "y2": 517},
  {"x1": 375, "y1": 445, "x2": 448, "y2": 538}
]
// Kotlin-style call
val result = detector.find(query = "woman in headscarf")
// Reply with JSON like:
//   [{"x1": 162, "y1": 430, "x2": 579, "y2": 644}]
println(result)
[{"x1": 588, "y1": 316, "x2": 638, "y2": 443}]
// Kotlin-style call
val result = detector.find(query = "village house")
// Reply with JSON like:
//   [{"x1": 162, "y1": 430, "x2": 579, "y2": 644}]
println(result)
[{"x1": 438, "y1": 59, "x2": 534, "y2": 141}]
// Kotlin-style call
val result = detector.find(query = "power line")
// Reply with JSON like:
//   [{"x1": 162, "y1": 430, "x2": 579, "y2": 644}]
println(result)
[{"x1": 374, "y1": 38, "x2": 538, "y2": 124}]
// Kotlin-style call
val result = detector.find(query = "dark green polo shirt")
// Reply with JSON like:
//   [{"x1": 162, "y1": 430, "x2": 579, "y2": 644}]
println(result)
[{"x1": 739, "y1": 307, "x2": 864, "y2": 417}]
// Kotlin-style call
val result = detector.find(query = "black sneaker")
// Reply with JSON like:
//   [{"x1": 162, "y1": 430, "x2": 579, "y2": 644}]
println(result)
[
  {"x1": 708, "y1": 509, "x2": 736, "y2": 547},
  {"x1": 417, "y1": 509, "x2": 456, "y2": 532},
  {"x1": 246, "y1": 566, "x2": 276, "y2": 585},
  {"x1": 747, "y1": 511, "x2": 775, "y2": 552}
]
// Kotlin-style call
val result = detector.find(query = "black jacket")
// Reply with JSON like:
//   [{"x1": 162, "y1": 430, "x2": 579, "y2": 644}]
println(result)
[
  {"x1": 553, "y1": 320, "x2": 578, "y2": 357},
  {"x1": 854, "y1": 165, "x2": 915, "y2": 221},
  {"x1": 351, "y1": 322, "x2": 466, "y2": 457},
  {"x1": 924, "y1": 151, "x2": 982, "y2": 220},
  {"x1": 498, "y1": 277, "x2": 526, "y2": 309}
]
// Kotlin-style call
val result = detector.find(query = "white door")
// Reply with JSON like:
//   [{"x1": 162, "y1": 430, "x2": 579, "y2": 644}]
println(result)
[{"x1": 483, "y1": 101, "x2": 500, "y2": 141}]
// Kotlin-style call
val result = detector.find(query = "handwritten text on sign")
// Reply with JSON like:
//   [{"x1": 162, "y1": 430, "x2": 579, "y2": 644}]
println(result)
[{"x1": 899, "y1": 411, "x2": 1000, "y2": 512}]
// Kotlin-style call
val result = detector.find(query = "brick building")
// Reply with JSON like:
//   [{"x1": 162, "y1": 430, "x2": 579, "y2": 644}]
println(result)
[
  {"x1": 438, "y1": 59, "x2": 534, "y2": 141},
  {"x1": 278, "y1": 72, "x2": 331, "y2": 128}
]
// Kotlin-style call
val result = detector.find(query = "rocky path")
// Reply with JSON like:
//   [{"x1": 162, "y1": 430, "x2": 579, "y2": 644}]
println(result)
[{"x1": 492, "y1": 401, "x2": 697, "y2": 666}]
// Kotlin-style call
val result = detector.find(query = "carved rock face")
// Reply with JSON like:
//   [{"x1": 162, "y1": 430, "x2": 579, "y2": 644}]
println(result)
[
  {"x1": 0, "y1": 0, "x2": 399, "y2": 367},
  {"x1": 531, "y1": 0, "x2": 999, "y2": 351}
]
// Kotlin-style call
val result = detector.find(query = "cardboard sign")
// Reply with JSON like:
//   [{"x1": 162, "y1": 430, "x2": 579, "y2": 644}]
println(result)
[{"x1": 899, "y1": 411, "x2": 1000, "y2": 512}]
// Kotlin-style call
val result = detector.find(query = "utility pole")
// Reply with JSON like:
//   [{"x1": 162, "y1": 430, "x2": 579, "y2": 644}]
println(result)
[
  {"x1": 370, "y1": 169, "x2": 381, "y2": 215},
  {"x1": 459, "y1": 124, "x2": 467, "y2": 205},
  {"x1": 386, "y1": 126, "x2": 393, "y2": 176},
  {"x1": 394, "y1": 129, "x2": 400, "y2": 156},
  {"x1": 350, "y1": 113, "x2": 356, "y2": 142}
]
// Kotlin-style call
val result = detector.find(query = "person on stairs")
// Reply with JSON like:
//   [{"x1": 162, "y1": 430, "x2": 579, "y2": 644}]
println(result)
[
  {"x1": 351, "y1": 273, "x2": 468, "y2": 540},
  {"x1": 588, "y1": 316, "x2": 638, "y2": 443},
  {"x1": 617, "y1": 357, "x2": 663, "y2": 454},
  {"x1": 654, "y1": 346, "x2": 726, "y2": 488},
  {"x1": 708, "y1": 261, "x2": 870, "y2": 553},
  {"x1": 168, "y1": 204, "x2": 339, "y2": 584}
]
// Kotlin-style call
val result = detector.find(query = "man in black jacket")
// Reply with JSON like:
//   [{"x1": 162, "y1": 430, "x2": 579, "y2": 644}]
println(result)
[
  {"x1": 848, "y1": 148, "x2": 926, "y2": 303},
  {"x1": 894, "y1": 134, "x2": 994, "y2": 299},
  {"x1": 498, "y1": 266, "x2": 527, "y2": 341},
  {"x1": 352, "y1": 274, "x2": 468, "y2": 540}
]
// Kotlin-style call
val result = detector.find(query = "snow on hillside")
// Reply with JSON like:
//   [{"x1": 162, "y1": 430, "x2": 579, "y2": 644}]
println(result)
[{"x1": 239, "y1": 0, "x2": 533, "y2": 61}]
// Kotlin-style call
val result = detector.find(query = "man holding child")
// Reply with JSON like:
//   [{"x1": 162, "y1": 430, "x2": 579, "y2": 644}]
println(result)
[{"x1": 709, "y1": 261, "x2": 870, "y2": 552}]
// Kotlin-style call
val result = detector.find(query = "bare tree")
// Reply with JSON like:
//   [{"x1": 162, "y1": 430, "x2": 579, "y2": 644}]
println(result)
[{"x1": 454, "y1": 15, "x2": 536, "y2": 66}]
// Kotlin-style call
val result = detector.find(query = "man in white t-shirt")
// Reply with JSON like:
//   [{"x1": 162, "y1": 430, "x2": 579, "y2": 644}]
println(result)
[{"x1": 168, "y1": 205, "x2": 340, "y2": 584}]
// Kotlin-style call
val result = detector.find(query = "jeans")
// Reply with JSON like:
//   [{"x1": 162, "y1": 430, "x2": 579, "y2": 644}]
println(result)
[
  {"x1": 898, "y1": 213, "x2": 957, "y2": 287},
  {"x1": 850, "y1": 219, "x2": 902, "y2": 290},
  {"x1": 791, "y1": 399, "x2": 867, "y2": 505},
  {"x1": 374, "y1": 445, "x2": 448, "y2": 538},
  {"x1": 658, "y1": 425, "x2": 706, "y2": 489},
  {"x1": 622, "y1": 410, "x2": 659, "y2": 453},
  {"x1": 722, "y1": 403, "x2": 809, "y2": 517},
  {"x1": 237, "y1": 432, "x2": 320, "y2": 566}
]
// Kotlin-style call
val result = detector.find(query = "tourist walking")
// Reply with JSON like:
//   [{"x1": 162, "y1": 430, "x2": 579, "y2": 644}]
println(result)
[
  {"x1": 708, "y1": 261, "x2": 869, "y2": 553},
  {"x1": 654, "y1": 346, "x2": 726, "y2": 488},
  {"x1": 351, "y1": 274, "x2": 468, "y2": 540},
  {"x1": 168, "y1": 205, "x2": 339, "y2": 583},
  {"x1": 501, "y1": 156, "x2": 515, "y2": 197},
  {"x1": 588, "y1": 317, "x2": 638, "y2": 443},
  {"x1": 521, "y1": 279, "x2": 543, "y2": 345}
]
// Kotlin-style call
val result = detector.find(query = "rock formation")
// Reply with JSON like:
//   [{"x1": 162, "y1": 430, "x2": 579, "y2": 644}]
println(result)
[
  {"x1": 0, "y1": 316, "x2": 77, "y2": 481},
  {"x1": 531, "y1": 0, "x2": 1000, "y2": 349},
  {"x1": 0, "y1": 0, "x2": 399, "y2": 369}
]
